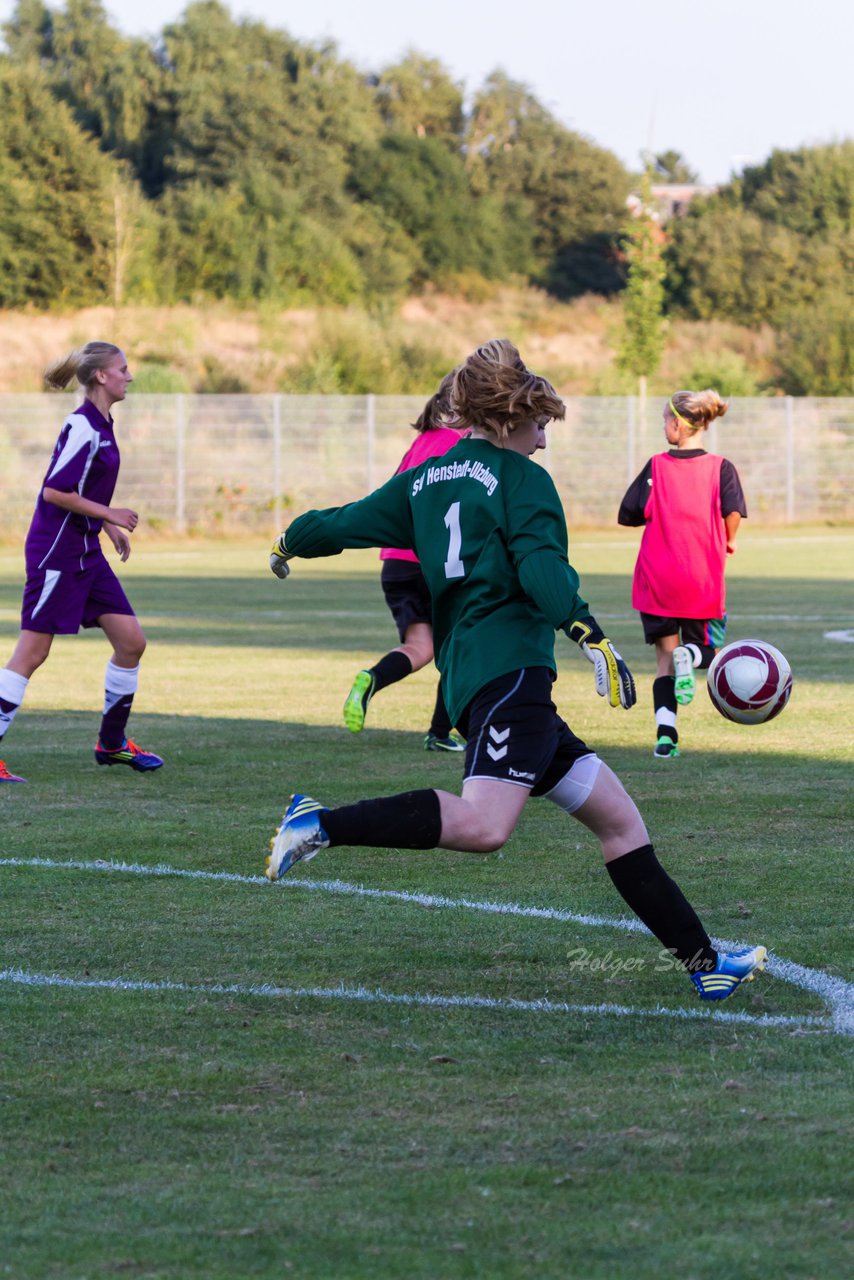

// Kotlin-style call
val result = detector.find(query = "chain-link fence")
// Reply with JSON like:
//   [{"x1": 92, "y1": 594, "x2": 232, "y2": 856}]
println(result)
[{"x1": 1, "y1": 394, "x2": 852, "y2": 537}]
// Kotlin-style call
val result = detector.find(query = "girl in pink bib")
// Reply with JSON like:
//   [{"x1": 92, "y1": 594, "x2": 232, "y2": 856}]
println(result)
[{"x1": 618, "y1": 389, "x2": 747, "y2": 759}]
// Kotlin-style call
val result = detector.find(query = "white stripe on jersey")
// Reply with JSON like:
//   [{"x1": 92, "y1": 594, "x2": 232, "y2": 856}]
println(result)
[{"x1": 45, "y1": 414, "x2": 100, "y2": 487}]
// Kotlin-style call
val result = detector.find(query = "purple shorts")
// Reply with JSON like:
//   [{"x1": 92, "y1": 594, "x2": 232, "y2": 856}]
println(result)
[{"x1": 21, "y1": 553, "x2": 135, "y2": 635}]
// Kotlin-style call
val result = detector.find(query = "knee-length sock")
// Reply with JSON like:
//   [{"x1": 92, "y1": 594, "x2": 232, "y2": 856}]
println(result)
[
  {"x1": 0, "y1": 668, "x2": 29, "y2": 743},
  {"x1": 606, "y1": 843, "x2": 717, "y2": 973},
  {"x1": 322, "y1": 789, "x2": 442, "y2": 850},
  {"x1": 652, "y1": 675, "x2": 678, "y2": 743},
  {"x1": 99, "y1": 661, "x2": 139, "y2": 750}
]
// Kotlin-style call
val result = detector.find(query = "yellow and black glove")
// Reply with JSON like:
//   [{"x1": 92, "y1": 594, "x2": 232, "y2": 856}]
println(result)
[
  {"x1": 269, "y1": 534, "x2": 293, "y2": 580},
  {"x1": 569, "y1": 618, "x2": 636, "y2": 710}
]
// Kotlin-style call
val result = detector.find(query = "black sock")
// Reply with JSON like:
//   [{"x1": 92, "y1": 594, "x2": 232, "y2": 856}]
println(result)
[
  {"x1": 322, "y1": 789, "x2": 442, "y2": 850},
  {"x1": 606, "y1": 844, "x2": 717, "y2": 973},
  {"x1": 370, "y1": 650, "x2": 413, "y2": 693},
  {"x1": 653, "y1": 675, "x2": 678, "y2": 743},
  {"x1": 695, "y1": 644, "x2": 716, "y2": 670},
  {"x1": 428, "y1": 683, "x2": 453, "y2": 738}
]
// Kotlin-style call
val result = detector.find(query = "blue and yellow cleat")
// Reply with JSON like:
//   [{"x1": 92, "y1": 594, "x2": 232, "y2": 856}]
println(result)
[
  {"x1": 424, "y1": 732, "x2": 466, "y2": 753},
  {"x1": 343, "y1": 670, "x2": 375, "y2": 734},
  {"x1": 266, "y1": 794, "x2": 330, "y2": 880},
  {"x1": 691, "y1": 945, "x2": 768, "y2": 1002},
  {"x1": 94, "y1": 737, "x2": 164, "y2": 772}
]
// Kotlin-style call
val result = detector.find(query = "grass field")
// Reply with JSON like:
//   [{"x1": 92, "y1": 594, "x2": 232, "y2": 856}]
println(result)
[{"x1": 1, "y1": 528, "x2": 852, "y2": 1279}]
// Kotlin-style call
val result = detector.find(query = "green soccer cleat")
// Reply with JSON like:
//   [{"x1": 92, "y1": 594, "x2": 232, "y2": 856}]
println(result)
[
  {"x1": 424, "y1": 731, "x2": 466, "y2": 753},
  {"x1": 266, "y1": 794, "x2": 330, "y2": 880},
  {"x1": 672, "y1": 645, "x2": 696, "y2": 705},
  {"x1": 653, "y1": 736, "x2": 680, "y2": 760},
  {"x1": 691, "y1": 946, "x2": 768, "y2": 1002},
  {"x1": 343, "y1": 670, "x2": 375, "y2": 733}
]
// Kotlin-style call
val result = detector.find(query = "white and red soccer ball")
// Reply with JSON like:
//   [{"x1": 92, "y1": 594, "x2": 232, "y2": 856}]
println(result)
[{"x1": 707, "y1": 639, "x2": 793, "y2": 725}]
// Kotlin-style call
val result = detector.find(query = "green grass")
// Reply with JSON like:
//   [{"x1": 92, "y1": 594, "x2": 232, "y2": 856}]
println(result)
[{"x1": 1, "y1": 528, "x2": 852, "y2": 1279}]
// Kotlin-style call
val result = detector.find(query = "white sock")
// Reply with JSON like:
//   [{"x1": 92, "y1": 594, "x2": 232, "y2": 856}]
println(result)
[
  {"x1": 0, "y1": 668, "x2": 29, "y2": 740},
  {"x1": 685, "y1": 643, "x2": 703, "y2": 667},
  {"x1": 103, "y1": 660, "x2": 139, "y2": 713}
]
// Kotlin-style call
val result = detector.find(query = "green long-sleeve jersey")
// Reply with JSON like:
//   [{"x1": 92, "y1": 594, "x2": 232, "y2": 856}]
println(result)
[{"x1": 283, "y1": 437, "x2": 592, "y2": 723}]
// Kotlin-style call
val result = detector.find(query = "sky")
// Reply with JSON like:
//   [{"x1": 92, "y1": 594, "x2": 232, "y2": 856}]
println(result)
[{"x1": 2, "y1": 0, "x2": 852, "y2": 184}]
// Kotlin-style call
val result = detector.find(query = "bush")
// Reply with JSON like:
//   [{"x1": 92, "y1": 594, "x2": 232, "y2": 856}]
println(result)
[
  {"x1": 676, "y1": 351, "x2": 763, "y2": 398},
  {"x1": 131, "y1": 362, "x2": 191, "y2": 393}
]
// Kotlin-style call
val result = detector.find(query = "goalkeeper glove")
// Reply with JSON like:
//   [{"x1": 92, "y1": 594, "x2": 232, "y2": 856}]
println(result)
[
  {"x1": 270, "y1": 534, "x2": 293, "y2": 579},
  {"x1": 568, "y1": 618, "x2": 636, "y2": 710}
]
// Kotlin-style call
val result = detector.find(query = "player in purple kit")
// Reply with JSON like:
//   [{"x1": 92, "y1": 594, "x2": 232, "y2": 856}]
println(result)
[{"x1": 0, "y1": 342, "x2": 163, "y2": 783}]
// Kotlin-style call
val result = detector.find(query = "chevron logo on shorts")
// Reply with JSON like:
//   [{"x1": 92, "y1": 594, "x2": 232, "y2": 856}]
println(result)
[{"x1": 486, "y1": 724, "x2": 510, "y2": 761}]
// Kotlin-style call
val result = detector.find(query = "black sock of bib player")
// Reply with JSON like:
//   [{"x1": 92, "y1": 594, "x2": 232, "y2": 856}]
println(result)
[
  {"x1": 322, "y1": 789, "x2": 442, "y2": 850},
  {"x1": 428, "y1": 684, "x2": 453, "y2": 738},
  {"x1": 686, "y1": 642, "x2": 716, "y2": 670},
  {"x1": 370, "y1": 650, "x2": 413, "y2": 693},
  {"x1": 606, "y1": 844, "x2": 717, "y2": 974},
  {"x1": 653, "y1": 675, "x2": 678, "y2": 743}
]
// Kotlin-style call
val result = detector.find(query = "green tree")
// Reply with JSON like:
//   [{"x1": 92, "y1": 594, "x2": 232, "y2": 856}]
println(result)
[
  {"x1": 348, "y1": 133, "x2": 522, "y2": 285},
  {"x1": 466, "y1": 71, "x2": 630, "y2": 295},
  {"x1": 653, "y1": 149, "x2": 698, "y2": 184},
  {"x1": 775, "y1": 288, "x2": 854, "y2": 395},
  {"x1": 616, "y1": 173, "x2": 667, "y2": 401},
  {"x1": 375, "y1": 52, "x2": 464, "y2": 147},
  {"x1": 734, "y1": 142, "x2": 854, "y2": 237},
  {"x1": 0, "y1": 62, "x2": 118, "y2": 307}
]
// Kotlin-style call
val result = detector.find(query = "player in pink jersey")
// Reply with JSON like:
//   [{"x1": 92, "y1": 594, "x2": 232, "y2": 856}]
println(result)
[
  {"x1": 0, "y1": 342, "x2": 163, "y2": 784},
  {"x1": 618, "y1": 389, "x2": 747, "y2": 759},
  {"x1": 342, "y1": 372, "x2": 468, "y2": 751}
]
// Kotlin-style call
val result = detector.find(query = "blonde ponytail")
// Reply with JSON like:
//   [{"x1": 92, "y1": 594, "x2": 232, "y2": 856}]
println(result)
[{"x1": 44, "y1": 342, "x2": 121, "y2": 391}]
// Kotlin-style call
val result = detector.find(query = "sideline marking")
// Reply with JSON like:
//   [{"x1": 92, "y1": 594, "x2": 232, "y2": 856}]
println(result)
[
  {"x1": 825, "y1": 629, "x2": 854, "y2": 643},
  {"x1": 0, "y1": 967, "x2": 830, "y2": 1034},
  {"x1": 2, "y1": 855, "x2": 851, "y2": 1035}
]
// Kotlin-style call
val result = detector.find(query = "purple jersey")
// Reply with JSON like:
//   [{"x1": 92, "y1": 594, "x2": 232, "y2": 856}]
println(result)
[{"x1": 25, "y1": 400, "x2": 121, "y2": 571}]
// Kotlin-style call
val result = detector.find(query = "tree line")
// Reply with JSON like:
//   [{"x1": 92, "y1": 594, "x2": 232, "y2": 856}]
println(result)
[{"x1": 0, "y1": 0, "x2": 851, "y2": 392}]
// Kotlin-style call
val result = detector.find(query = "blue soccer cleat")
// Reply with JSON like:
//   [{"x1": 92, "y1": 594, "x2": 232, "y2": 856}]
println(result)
[
  {"x1": 94, "y1": 737, "x2": 164, "y2": 772},
  {"x1": 266, "y1": 794, "x2": 330, "y2": 880},
  {"x1": 691, "y1": 945, "x2": 768, "y2": 1002},
  {"x1": 0, "y1": 759, "x2": 26, "y2": 783}
]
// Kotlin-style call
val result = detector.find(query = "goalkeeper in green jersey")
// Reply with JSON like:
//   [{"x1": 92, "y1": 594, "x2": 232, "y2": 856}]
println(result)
[{"x1": 266, "y1": 340, "x2": 766, "y2": 1003}]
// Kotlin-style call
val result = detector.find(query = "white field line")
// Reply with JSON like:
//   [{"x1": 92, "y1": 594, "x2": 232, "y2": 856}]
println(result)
[
  {"x1": 0, "y1": 965, "x2": 830, "y2": 1033},
  {"x1": 2, "y1": 855, "x2": 850, "y2": 1035}
]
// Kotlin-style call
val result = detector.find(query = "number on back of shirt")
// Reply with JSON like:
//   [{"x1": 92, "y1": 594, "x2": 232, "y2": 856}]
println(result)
[{"x1": 443, "y1": 501, "x2": 465, "y2": 579}]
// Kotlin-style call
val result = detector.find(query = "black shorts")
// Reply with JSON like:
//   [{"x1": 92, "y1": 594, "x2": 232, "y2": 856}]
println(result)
[
  {"x1": 380, "y1": 560, "x2": 432, "y2": 641},
  {"x1": 457, "y1": 667, "x2": 593, "y2": 794},
  {"x1": 640, "y1": 612, "x2": 727, "y2": 649}
]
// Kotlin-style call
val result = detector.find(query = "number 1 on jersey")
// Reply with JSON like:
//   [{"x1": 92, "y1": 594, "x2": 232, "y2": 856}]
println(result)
[{"x1": 443, "y1": 501, "x2": 465, "y2": 579}]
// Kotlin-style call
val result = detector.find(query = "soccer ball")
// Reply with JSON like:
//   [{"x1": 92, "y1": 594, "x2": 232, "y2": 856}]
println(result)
[{"x1": 707, "y1": 639, "x2": 793, "y2": 725}]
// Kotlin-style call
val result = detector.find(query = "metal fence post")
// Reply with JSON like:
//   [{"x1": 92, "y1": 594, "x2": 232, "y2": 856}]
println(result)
[
  {"x1": 627, "y1": 396, "x2": 636, "y2": 483},
  {"x1": 175, "y1": 394, "x2": 186, "y2": 534},
  {"x1": 272, "y1": 394, "x2": 282, "y2": 533},
  {"x1": 785, "y1": 396, "x2": 795, "y2": 523},
  {"x1": 366, "y1": 393, "x2": 375, "y2": 492}
]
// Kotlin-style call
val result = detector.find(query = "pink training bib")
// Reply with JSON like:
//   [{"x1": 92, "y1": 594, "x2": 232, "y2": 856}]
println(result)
[{"x1": 632, "y1": 452, "x2": 727, "y2": 618}]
